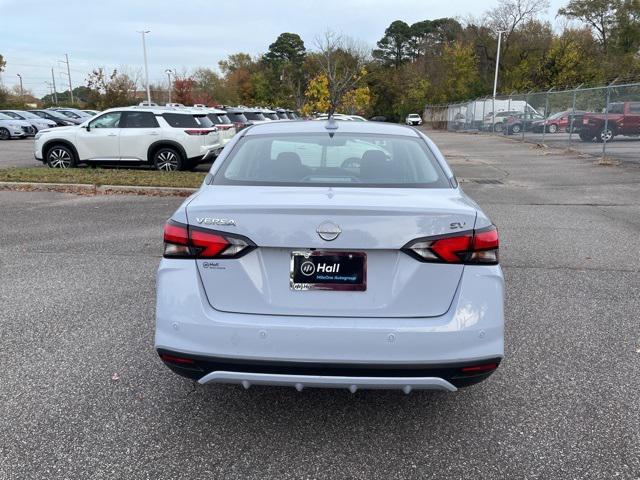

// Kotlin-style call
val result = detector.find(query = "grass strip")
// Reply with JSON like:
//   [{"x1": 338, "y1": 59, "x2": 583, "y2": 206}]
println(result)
[{"x1": 0, "y1": 167, "x2": 205, "y2": 188}]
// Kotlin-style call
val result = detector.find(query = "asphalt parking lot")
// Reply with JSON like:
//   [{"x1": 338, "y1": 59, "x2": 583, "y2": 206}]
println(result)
[
  {"x1": 1, "y1": 130, "x2": 639, "y2": 479},
  {"x1": 0, "y1": 138, "x2": 39, "y2": 168},
  {"x1": 477, "y1": 130, "x2": 640, "y2": 164}
]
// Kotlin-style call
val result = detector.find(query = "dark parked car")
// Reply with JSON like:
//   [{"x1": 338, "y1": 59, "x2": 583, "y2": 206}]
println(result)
[
  {"x1": 29, "y1": 109, "x2": 77, "y2": 126},
  {"x1": 503, "y1": 112, "x2": 544, "y2": 135},
  {"x1": 370, "y1": 116, "x2": 388, "y2": 122}
]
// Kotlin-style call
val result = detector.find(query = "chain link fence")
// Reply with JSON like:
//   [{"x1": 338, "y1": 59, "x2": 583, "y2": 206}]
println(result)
[{"x1": 424, "y1": 82, "x2": 640, "y2": 163}]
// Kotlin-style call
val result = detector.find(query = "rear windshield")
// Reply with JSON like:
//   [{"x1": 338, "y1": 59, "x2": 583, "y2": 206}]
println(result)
[
  {"x1": 2, "y1": 111, "x2": 23, "y2": 119},
  {"x1": 226, "y1": 112, "x2": 248, "y2": 123},
  {"x1": 213, "y1": 133, "x2": 450, "y2": 188},
  {"x1": 59, "y1": 110, "x2": 81, "y2": 119},
  {"x1": 244, "y1": 112, "x2": 266, "y2": 121},
  {"x1": 265, "y1": 113, "x2": 279, "y2": 120},
  {"x1": 163, "y1": 113, "x2": 213, "y2": 128},
  {"x1": 277, "y1": 112, "x2": 289, "y2": 120},
  {"x1": 208, "y1": 113, "x2": 232, "y2": 124}
]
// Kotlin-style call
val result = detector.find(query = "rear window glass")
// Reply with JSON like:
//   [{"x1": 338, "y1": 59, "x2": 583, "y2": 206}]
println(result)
[
  {"x1": 244, "y1": 112, "x2": 266, "y2": 121},
  {"x1": 163, "y1": 113, "x2": 213, "y2": 128},
  {"x1": 123, "y1": 111, "x2": 159, "y2": 128},
  {"x1": 213, "y1": 133, "x2": 450, "y2": 188},
  {"x1": 226, "y1": 112, "x2": 248, "y2": 123},
  {"x1": 208, "y1": 113, "x2": 232, "y2": 124}
]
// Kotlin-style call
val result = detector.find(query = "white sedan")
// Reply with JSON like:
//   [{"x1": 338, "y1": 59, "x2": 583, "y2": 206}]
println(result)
[{"x1": 155, "y1": 120, "x2": 504, "y2": 392}]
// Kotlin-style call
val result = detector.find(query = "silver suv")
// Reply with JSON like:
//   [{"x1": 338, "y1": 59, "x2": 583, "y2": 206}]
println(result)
[
  {"x1": 34, "y1": 107, "x2": 222, "y2": 171},
  {"x1": 0, "y1": 110, "x2": 57, "y2": 132}
]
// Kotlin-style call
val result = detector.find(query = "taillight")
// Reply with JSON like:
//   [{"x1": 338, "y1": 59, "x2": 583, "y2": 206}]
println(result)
[
  {"x1": 163, "y1": 220, "x2": 255, "y2": 259},
  {"x1": 184, "y1": 129, "x2": 216, "y2": 135},
  {"x1": 403, "y1": 225, "x2": 499, "y2": 265}
]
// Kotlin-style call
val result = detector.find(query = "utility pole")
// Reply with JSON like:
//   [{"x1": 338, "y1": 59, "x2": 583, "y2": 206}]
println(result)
[
  {"x1": 491, "y1": 30, "x2": 506, "y2": 134},
  {"x1": 16, "y1": 74, "x2": 24, "y2": 98},
  {"x1": 51, "y1": 67, "x2": 58, "y2": 104},
  {"x1": 165, "y1": 69, "x2": 173, "y2": 104},
  {"x1": 58, "y1": 54, "x2": 74, "y2": 103},
  {"x1": 138, "y1": 30, "x2": 152, "y2": 105}
]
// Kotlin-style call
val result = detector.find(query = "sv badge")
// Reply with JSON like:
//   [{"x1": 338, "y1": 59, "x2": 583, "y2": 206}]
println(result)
[{"x1": 450, "y1": 222, "x2": 466, "y2": 230}]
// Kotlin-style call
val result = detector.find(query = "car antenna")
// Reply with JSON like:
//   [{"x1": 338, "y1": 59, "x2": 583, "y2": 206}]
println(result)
[{"x1": 325, "y1": 109, "x2": 338, "y2": 131}]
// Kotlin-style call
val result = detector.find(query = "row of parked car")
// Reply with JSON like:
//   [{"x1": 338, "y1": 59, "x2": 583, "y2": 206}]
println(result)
[
  {"x1": 0, "y1": 107, "x2": 102, "y2": 140},
  {"x1": 482, "y1": 101, "x2": 640, "y2": 142},
  {"x1": 31, "y1": 104, "x2": 307, "y2": 171}
]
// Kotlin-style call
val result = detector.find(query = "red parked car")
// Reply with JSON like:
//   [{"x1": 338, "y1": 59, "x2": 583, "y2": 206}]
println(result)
[
  {"x1": 531, "y1": 110, "x2": 587, "y2": 133},
  {"x1": 579, "y1": 102, "x2": 640, "y2": 142}
]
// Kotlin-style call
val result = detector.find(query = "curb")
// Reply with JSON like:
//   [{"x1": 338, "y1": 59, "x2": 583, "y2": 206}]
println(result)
[{"x1": 0, "y1": 181, "x2": 197, "y2": 197}]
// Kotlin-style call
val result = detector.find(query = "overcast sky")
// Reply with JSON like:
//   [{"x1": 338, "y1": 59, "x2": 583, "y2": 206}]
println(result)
[{"x1": 0, "y1": 0, "x2": 568, "y2": 97}]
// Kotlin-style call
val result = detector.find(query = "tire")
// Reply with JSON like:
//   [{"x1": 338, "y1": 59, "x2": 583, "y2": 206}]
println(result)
[
  {"x1": 153, "y1": 147, "x2": 184, "y2": 171},
  {"x1": 493, "y1": 122, "x2": 503, "y2": 132},
  {"x1": 598, "y1": 127, "x2": 614, "y2": 143},
  {"x1": 579, "y1": 132, "x2": 594, "y2": 142},
  {"x1": 0, "y1": 128, "x2": 10, "y2": 140},
  {"x1": 548, "y1": 124, "x2": 558, "y2": 133},
  {"x1": 46, "y1": 144, "x2": 77, "y2": 168},
  {"x1": 511, "y1": 124, "x2": 522, "y2": 134}
]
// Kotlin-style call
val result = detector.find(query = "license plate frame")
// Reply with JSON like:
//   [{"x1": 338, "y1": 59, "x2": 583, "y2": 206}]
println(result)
[{"x1": 290, "y1": 251, "x2": 367, "y2": 291}]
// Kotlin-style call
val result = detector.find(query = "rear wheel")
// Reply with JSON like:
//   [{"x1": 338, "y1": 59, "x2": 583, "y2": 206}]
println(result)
[
  {"x1": 0, "y1": 128, "x2": 10, "y2": 140},
  {"x1": 598, "y1": 127, "x2": 614, "y2": 143},
  {"x1": 493, "y1": 122, "x2": 503, "y2": 132},
  {"x1": 511, "y1": 124, "x2": 522, "y2": 134},
  {"x1": 46, "y1": 145, "x2": 77, "y2": 168},
  {"x1": 153, "y1": 147, "x2": 184, "y2": 171},
  {"x1": 548, "y1": 124, "x2": 558, "y2": 133}
]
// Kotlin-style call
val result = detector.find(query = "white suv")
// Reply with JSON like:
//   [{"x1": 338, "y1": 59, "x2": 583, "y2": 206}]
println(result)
[
  {"x1": 405, "y1": 114, "x2": 422, "y2": 126},
  {"x1": 34, "y1": 107, "x2": 222, "y2": 171}
]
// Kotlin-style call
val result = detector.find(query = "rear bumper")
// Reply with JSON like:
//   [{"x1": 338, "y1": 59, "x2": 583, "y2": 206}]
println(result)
[
  {"x1": 200, "y1": 142, "x2": 222, "y2": 161},
  {"x1": 155, "y1": 259, "x2": 504, "y2": 389},
  {"x1": 158, "y1": 348, "x2": 501, "y2": 390}
]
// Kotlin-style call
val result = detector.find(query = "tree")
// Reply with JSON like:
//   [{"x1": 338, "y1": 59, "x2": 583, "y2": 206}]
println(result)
[
  {"x1": 86, "y1": 68, "x2": 138, "y2": 109},
  {"x1": 172, "y1": 77, "x2": 195, "y2": 105},
  {"x1": 558, "y1": 0, "x2": 619, "y2": 51},
  {"x1": 340, "y1": 85, "x2": 373, "y2": 114},
  {"x1": 436, "y1": 42, "x2": 478, "y2": 102},
  {"x1": 488, "y1": 0, "x2": 550, "y2": 35},
  {"x1": 301, "y1": 73, "x2": 330, "y2": 115},
  {"x1": 264, "y1": 33, "x2": 306, "y2": 66},
  {"x1": 373, "y1": 20, "x2": 412, "y2": 67},
  {"x1": 614, "y1": 0, "x2": 640, "y2": 53},
  {"x1": 0, "y1": 54, "x2": 6, "y2": 73},
  {"x1": 314, "y1": 31, "x2": 370, "y2": 115},
  {"x1": 263, "y1": 33, "x2": 308, "y2": 108}
]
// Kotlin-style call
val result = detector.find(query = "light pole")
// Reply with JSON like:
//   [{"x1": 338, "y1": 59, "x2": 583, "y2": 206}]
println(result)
[
  {"x1": 138, "y1": 30, "x2": 152, "y2": 105},
  {"x1": 16, "y1": 74, "x2": 24, "y2": 98},
  {"x1": 51, "y1": 67, "x2": 58, "y2": 105},
  {"x1": 491, "y1": 30, "x2": 506, "y2": 134},
  {"x1": 165, "y1": 69, "x2": 173, "y2": 104}
]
